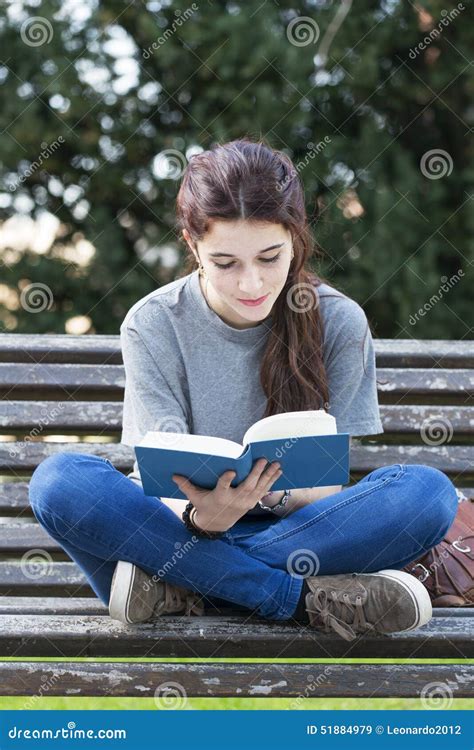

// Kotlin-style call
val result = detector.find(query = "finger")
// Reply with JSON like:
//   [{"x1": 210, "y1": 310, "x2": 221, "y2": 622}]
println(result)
[
  {"x1": 218, "y1": 471, "x2": 236, "y2": 488},
  {"x1": 243, "y1": 459, "x2": 275, "y2": 490},
  {"x1": 256, "y1": 465, "x2": 282, "y2": 491},
  {"x1": 173, "y1": 475, "x2": 194, "y2": 492}
]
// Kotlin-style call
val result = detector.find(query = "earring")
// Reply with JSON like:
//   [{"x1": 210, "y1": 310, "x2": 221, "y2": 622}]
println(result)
[{"x1": 198, "y1": 262, "x2": 206, "y2": 278}]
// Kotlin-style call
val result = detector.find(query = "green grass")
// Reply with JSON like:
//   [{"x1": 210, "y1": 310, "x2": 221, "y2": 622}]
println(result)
[{"x1": 0, "y1": 657, "x2": 472, "y2": 711}]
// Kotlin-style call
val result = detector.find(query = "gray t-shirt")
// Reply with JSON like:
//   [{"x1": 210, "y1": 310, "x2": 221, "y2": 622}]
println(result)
[{"x1": 120, "y1": 269, "x2": 384, "y2": 514}]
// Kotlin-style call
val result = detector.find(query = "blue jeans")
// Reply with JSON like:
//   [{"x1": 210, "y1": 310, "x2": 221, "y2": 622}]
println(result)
[{"x1": 28, "y1": 453, "x2": 458, "y2": 621}]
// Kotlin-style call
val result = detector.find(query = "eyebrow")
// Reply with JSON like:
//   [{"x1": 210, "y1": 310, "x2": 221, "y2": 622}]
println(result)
[{"x1": 208, "y1": 242, "x2": 285, "y2": 258}]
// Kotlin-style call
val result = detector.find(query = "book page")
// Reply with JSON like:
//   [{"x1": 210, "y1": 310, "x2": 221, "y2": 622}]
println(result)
[
  {"x1": 137, "y1": 431, "x2": 243, "y2": 458},
  {"x1": 243, "y1": 410, "x2": 337, "y2": 445}
]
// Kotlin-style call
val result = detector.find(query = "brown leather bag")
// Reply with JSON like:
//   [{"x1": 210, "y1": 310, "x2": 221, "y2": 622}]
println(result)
[{"x1": 403, "y1": 497, "x2": 474, "y2": 607}]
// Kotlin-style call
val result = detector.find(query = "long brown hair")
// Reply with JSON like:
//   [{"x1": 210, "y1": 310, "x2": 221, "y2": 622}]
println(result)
[{"x1": 175, "y1": 137, "x2": 364, "y2": 418}]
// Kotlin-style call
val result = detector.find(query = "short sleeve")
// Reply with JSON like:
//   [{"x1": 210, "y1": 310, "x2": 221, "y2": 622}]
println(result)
[
  {"x1": 322, "y1": 296, "x2": 384, "y2": 437},
  {"x1": 120, "y1": 322, "x2": 191, "y2": 485}
]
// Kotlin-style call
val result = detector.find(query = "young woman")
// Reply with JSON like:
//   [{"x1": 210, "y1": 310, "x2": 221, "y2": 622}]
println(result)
[{"x1": 29, "y1": 138, "x2": 458, "y2": 642}]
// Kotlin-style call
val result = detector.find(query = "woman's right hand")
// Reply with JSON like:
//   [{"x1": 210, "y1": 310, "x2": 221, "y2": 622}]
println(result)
[{"x1": 173, "y1": 458, "x2": 283, "y2": 533}]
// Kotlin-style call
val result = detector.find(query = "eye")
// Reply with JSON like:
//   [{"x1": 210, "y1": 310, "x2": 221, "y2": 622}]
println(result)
[{"x1": 213, "y1": 254, "x2": 281, "y2": 270}]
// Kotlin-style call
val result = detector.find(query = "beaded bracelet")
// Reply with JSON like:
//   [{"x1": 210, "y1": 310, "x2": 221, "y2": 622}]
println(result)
[{"x1": 181, "y1": 501, "x2": 225, "y2": 539}]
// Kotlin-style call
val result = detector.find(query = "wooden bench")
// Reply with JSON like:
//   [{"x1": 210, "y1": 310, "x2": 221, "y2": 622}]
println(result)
[{"x1": 0, "y1": 333, "x2": 472, "y2": 699}]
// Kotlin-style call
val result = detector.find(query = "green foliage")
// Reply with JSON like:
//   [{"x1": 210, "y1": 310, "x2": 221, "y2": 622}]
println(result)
[{"x1": 0, "y1": 0, "x2": 472, "y2": 336}]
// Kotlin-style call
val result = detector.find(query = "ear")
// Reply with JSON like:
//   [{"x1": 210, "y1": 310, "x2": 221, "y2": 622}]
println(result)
[{"x1": 182, "y1": 229, "x2": 198, "y2": 257}]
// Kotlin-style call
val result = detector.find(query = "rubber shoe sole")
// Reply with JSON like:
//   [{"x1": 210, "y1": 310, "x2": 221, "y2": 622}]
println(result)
[
  {"x1": 365, "y1": 568, "x2": 432, "y2": 631},
  {"x1": 109, "y1": 560, "x2": 159, "y2": 624}
]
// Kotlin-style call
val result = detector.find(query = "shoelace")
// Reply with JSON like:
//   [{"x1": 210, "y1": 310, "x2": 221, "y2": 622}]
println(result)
[
  {"x1": 306, "y1": 587, "x2": 376, "y2": 642},
  {"x1": 153, "y1": 583, "x2": 205, "y2": 618}
]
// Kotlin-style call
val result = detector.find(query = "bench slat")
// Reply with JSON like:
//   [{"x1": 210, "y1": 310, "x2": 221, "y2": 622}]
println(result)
[
  {"x1": 0, "y1": 597, "x2": 109, "y2": 615},
  {"x1": 0, "y1": 562, "x2": 90, "y2": 595},
  {"x1": 0, "y1": 613, "x2": 471, "y2": 658},
  {"x1": 0, "y1": 363, "x2": 124, "y2": 394},
  {"x1": 0, "y1": 334, "x2": 123, "y2": 364},
  {"x1": 0, "y1": 661, "x2": 471, "y2": 698},
  {"x1": 0, "y1": 523, "x2": 68, "y2": 552},
  {"x1": 1, "y1": 364, "x2": 472, "y2": 398},
  {"x1": 1, "y1": 402, "x2": 473, "y2": 435},
  {"x1": 1, "y1": 335, "x2": 472, "y2": 368},
  {"x1": 0, "y1": 401, "x2": 123, "y2": 431},
  {"x1": 0, "y1": 597, "x2": 468, "y2": 618},
  {"x1": 1, "y1": 442, "x2": 472, "y2": 477}
]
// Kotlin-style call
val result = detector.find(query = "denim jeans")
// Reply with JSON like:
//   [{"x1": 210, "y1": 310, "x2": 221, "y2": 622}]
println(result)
[{"x1": 28, "y1": 453, "x2": 458, "y2": 621}]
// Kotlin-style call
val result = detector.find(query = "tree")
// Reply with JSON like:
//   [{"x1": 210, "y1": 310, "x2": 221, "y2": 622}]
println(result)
[{"x1": 0, "y1": 0, "x2": 472, "y2": 337}]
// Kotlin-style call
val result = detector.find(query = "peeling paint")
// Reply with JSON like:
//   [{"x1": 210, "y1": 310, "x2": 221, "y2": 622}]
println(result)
[{"x1": 249, "y1": 680, "x2": 288, "y2": 695}]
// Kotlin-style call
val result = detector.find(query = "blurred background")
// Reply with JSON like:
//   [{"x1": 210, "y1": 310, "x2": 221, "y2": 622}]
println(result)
[{"x1": 0, "y1": 0, "x2": 472, "y2": 339}]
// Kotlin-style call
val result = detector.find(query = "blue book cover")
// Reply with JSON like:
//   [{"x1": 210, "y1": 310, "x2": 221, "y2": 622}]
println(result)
[{"x1": 134, "y1": 411, "x2": 350, "y2": 500}]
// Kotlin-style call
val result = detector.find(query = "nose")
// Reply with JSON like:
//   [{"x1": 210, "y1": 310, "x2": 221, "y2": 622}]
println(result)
[{"x1": 237, "y1": 266, "x2": 265, "y2": 296}]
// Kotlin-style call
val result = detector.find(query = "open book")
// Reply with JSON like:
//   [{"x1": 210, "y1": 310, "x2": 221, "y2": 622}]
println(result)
[{"x1": 134, "y1": 410, "x2": 350, "y2": 501}]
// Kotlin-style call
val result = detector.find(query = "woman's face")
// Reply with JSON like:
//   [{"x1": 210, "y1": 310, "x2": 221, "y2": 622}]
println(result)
[{"x1": 184, "y1": 219, "x2": 293, "y2": 330}]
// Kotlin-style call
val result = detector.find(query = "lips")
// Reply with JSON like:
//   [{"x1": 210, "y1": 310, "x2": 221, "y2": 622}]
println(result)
[{"x1": 238, "y1": 295, "x2": 269, "y2": 306}]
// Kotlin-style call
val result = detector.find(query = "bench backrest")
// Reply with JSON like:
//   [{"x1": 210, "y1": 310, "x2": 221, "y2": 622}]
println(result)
[{"x1": 0, "y1": 335, "x2": 472, "y2": 487}]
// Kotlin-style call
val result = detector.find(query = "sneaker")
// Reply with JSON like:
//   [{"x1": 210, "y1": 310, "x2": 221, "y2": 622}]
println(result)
[
  {"x1": 109, "y1": 560, "x2": 205, "y2": 624},
  {"x1": 304, "y1": 569, "x2": 432, "y2": 641}
]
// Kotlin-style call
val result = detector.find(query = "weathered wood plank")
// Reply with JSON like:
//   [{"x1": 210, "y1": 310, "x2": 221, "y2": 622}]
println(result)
[
  {"x1": 374, "y1": 340, "x2": 474, "y2": 369},
  {"x1": 1, "y1": 441, "x2": 472, "y2": 477},
  {"x1": 1, "y1": 364, "x2": 472, "y2": 398},
  {"x1": 0, "y1": 597, "x2": 469, "y2": 618},
  {"x1": 0, "y1": 562, "x2": 91, "y2": 595},
  {"x1": 0, "y1": 523, "x2": 68, "y2": 552},
  {"x1": 379, "y1": 405, "x2": 474, "y2": 435},
  {"x1": 0, "y1": 597, "x2": 109, "y2": 615},
  {"x1": 0, "y1": 401, "x2": 123, "y2": 432},
  {"x1": 0, "y1": 363, "x2": 125, "y2": 393},
  {"x1": 0, "y1": 614, "x2": 471, "y2": 658},
  {"x1": 349, "y1": 444, "x2": 474, "y2": 477},
  {"x1": 1, "y1": 402, "x2": 473, "y2": 436},
  {"x1": 1, "y1": 335, "x2": 472, "y2": 368},
  {"x1": 0, "y1": 661, "x2": 472, "y2": 698},
  {"x1": 0, "y1": 441, "x2": 134, "y2": 472},
  {"x1": 376, "y1": 369, "x2": 474, "y2": 402},
  {"x1": 0, "y1": 334, "x2": 122, "y2": 364}
]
